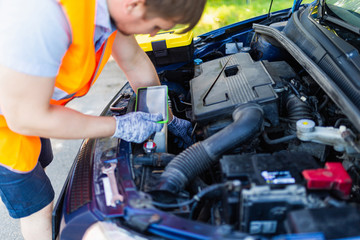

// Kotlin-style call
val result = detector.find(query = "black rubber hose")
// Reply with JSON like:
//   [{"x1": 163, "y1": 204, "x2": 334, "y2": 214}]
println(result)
[
  {"x1": 262, "y1": 131, "x2": 297, "y2": 145},
  {"x1": 155, "y1": 103, "x2": 264, "y2": 195},
  {"x1": 286, "y1": 94, "x2": 312, "y2": 131},
  {"x1": 133, "y1": 153, "x2": 175, "y2": 167}
]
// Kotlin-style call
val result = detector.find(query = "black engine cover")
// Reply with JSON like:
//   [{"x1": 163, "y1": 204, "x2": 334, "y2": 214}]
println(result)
[{"x1": 190, "y1": 52, "x2": 278, "y2": 124}]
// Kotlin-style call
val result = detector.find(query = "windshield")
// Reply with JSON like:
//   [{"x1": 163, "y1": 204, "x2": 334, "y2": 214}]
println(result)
[
  {"x1": 325, "y1": 0, "x2": 360, "y2": 28},
  {"x1": 192, "y1": 0, "x2": 311, "y2": 36}
]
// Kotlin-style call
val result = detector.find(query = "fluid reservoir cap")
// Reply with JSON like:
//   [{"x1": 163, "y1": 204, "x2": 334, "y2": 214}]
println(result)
[
  {"x1": 194, "y1": 58, "x2": 203, "y2": 65},
  {"x1": 240, "y1": 46, "x2": 251, "y2": 53},
  {"x1": 143, "y1": 140, "x2": 157, "y2": 154},
  {"x1": 296, "y1": 119, "x2": 315, "y2": 133}
]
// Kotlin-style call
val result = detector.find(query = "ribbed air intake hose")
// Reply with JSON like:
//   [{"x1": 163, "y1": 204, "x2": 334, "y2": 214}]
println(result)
[
  {"x1": 155, "y1": 103, "x2": 264, "y2": 195},
  {"x1": 286, "y1": 94, "x2": 313, "y2": 131}
]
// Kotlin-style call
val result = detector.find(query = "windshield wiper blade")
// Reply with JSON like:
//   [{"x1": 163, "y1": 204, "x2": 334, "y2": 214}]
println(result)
[{"x1": 323, "y1": 14, "x2": 360, "y2": 34}]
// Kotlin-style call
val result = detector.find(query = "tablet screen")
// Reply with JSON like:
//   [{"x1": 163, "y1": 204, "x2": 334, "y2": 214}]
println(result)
[{"x1": 135, "y1": 86, "x2": 168, "y2": 124}]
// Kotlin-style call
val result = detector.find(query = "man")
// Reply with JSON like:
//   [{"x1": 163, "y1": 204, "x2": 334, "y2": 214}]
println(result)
[{"x1": 0, "y1": 0, "x2": 206, "y2": 239}]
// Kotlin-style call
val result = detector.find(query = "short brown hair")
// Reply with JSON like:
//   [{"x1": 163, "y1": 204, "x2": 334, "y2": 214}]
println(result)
[{"x1": 145, "y1": 0, "x2": 207, "y2": 32}]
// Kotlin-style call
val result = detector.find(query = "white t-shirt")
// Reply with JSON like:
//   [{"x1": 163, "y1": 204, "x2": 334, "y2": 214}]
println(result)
[{"x1": 0, "y1": 0, "x2": 115, "y2": 77}]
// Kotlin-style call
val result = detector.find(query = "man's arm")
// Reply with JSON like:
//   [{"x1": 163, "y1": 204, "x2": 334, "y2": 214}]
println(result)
[
  {"x1": 0, "y1": 65, "x2": 116, "y2": 139},
  {"x1": 111, "y1": 32, "x2": 195, "y2": 147},
  {"x1": 111, "y1": 32, "x2": 173, "y2": 121},
  {"x1": 111, "y1": 33, "x2": 162, "y2": 91}
]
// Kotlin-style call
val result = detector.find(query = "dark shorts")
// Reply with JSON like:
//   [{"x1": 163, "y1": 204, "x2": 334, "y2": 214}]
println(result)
[{"x1": 0, "y1": 138, "x2": 55, "y2": 218}]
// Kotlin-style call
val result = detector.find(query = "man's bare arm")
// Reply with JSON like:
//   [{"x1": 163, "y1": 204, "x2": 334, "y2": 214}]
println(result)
[
  {"x1": 0, "y1": 65, "x2": 116, "y2": 139},
  {"x1": 111, "y1": 33, "x2": 161, "y2": 92},
  {"x1": 111, "y1": 32, "x2": 173, "y2": 120}
]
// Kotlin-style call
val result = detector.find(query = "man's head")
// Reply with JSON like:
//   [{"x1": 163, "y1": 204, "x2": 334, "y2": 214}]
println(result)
[{"x1": 107, "y1": 0, "x2": 206, "y2": 36}]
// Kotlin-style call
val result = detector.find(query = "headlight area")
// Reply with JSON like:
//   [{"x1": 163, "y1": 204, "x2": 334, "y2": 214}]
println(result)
[{"x1": 82, "y1": 222, "x2": 149, "y2": 240}]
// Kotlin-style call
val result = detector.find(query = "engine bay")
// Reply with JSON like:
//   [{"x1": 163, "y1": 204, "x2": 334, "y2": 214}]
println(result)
[
  {"x1": 107, "y1": 5, "x2": 360, "y2": 239},
  {"x1": 129, "y1": 55, "x2": 360, "y2": 238}
]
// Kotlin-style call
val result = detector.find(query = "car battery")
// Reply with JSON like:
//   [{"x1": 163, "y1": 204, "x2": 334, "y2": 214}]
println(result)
[
  {"x1": 220, "y1": 151, "x2": 320, "y2": 186},
  {"x1": 136, "y1": 29, "x2": 194, "y2": 67},
  {"x1": 219, "y1": 151, "x2": 320, "y2": 230}
]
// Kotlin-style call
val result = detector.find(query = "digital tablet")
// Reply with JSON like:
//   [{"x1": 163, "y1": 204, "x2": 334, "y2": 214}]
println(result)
[{"x1": 135, "y1": 85, "x2": 169, "y2": 124}]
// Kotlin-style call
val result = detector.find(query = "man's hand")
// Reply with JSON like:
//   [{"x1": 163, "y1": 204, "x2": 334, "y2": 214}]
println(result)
[
  {"x1": 113, "y1": 112, "x2": 163, "y2": 143},
  {"x1": 168, "y1": 116, "x2": 194, "y2": 148}
]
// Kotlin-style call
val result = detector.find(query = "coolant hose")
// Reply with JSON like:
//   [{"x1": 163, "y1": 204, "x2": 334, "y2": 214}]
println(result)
[{"x1": 156, "y1": 103, "x2": 264, "y2": 195}]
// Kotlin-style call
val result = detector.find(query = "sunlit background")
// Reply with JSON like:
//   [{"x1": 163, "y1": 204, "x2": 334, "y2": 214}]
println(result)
[{"x1": 193, "y1": 0, "x2": 314, "y2": 36}]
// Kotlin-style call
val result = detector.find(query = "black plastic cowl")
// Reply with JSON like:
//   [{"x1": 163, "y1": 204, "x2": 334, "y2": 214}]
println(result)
[{"x1": 155, "y1": 103, "x2": 264, "y2": 195}]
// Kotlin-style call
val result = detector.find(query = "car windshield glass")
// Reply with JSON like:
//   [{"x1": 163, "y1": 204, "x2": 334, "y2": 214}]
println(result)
[
  {"x1": 325, "y1": 0, "x2": 360, "y2": 28},
  {"x1": 192, "y1": 0, "x2": 314, "y2": 36}
]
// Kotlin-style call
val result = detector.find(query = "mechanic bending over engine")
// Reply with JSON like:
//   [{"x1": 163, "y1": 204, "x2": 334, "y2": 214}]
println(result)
[{"x1": 0, "y1": 0, "x2": 205, "y2": 239}]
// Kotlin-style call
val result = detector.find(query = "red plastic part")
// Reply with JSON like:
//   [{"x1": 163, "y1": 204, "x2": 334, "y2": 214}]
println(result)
[{"x1": 302, "y1": 162, "x2": 352, "y2": 198}]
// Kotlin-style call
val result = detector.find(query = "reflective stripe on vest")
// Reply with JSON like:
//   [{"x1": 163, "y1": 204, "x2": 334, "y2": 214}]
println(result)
[
  {"x1": 52, "y1": 87, "x2": 75, "y2": 101},
  {"x1": 50, "y1": 34, "x2": 115, "y2": 103},
  {"x1": 0, "y1": 0, "x2": 116, "y2": 172}
]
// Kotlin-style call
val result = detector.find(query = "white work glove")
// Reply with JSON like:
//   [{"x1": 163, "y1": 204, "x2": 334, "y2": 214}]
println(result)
[
  {"x1": 168, "y1": 115, "x2": 194, "y2": 148},
  {"x1": 113, "y1": 112, "x2": 163, "y2": 143}
]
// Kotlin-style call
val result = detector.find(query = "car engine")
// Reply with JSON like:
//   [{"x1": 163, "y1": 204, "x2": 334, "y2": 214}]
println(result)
[{"x1": 111, "y1": 7, "x2": 360, "y2": 239}]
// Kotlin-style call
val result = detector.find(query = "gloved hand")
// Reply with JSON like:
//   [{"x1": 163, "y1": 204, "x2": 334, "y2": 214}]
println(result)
[
  {"x1": 168, "y1": 115, "x2": 194, "y2": 148},
  {"x1": 113, "y1": 112, "x2": 163, "y2": 143}
]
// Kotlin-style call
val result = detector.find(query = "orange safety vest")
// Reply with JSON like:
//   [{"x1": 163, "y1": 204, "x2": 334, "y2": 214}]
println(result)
[{"x1": 0, "y1": 0, "x2": 116, "y2": 172}]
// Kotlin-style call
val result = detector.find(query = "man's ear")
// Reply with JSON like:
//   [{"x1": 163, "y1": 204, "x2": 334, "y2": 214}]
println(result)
[{"x1": 124, "y1": 0, "x2": 146, "y2": 18}]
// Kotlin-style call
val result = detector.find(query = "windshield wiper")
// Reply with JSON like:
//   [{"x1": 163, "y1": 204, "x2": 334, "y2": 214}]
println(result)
[
  {"x1": 319, "y1": 0, "x2": 360, "y2": 35},
  {"x1": 323, "y1": 14, "x2": 360, "y2": 34}
]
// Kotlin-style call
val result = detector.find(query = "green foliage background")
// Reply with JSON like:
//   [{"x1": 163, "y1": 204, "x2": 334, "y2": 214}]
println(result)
[{"x1": 193, "y1": 0, "x2": 313, "y2": 36}]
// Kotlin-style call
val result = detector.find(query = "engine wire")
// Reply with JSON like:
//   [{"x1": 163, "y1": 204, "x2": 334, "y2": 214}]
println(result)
[
  {"x1": 191, "y1": 123, "x2": 198, "y2": 138},
  {"x1": 151, "y1": 181, "x2": 240, "y2": 209}
]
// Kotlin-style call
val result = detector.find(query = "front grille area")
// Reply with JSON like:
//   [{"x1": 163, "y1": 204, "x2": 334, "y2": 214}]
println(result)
[{"x1": 67, "y1": 139, "x2": 95, "y2": 214}]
